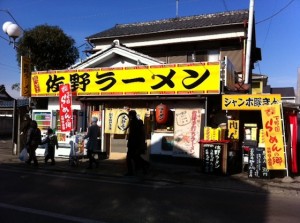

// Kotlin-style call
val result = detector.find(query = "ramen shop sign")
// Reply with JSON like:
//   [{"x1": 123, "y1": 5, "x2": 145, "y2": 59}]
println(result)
[{"x1": 59, "y1": 84, "x2": 72, "y2": 132}]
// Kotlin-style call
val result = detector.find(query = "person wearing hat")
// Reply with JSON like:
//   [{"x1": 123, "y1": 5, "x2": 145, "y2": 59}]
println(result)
[{"x1": 83, "y1": 117, "x2": 101, "y2": 169}]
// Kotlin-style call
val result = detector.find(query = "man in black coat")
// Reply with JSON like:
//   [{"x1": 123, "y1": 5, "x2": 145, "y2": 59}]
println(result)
[{"x1": 125, "y1": 110, "x2": 149, "y2": 176}]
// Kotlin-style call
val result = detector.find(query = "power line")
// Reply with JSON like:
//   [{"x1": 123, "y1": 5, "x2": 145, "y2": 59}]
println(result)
[
  {"x1": 0, "y1": 35, "x2": 10, "y2": 43},
  {"x1": 222, "y1": 0, "x2": 229, "y2": 11},
  {"x1": 256, "y1": 0, "x2": 295, "y2": 24}
]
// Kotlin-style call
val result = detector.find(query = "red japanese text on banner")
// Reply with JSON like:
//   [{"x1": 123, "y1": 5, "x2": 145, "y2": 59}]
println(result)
[
  {"x1": 59, "y1": 84, "x2": 72, "y2": 132},
  {"x1": 261, "y1": 104, "x2": 286, "y2": 170}
]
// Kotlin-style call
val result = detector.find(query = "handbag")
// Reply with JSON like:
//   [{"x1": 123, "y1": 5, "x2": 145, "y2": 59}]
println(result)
[{"x1": 19, "y1": 148, "x2": 29, "y2": 162}]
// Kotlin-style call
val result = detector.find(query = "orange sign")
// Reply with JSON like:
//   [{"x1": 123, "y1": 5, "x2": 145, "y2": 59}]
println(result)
[
  {"x1": 21, "y1": 56, "x2": 31, "y2": 97},
  {"x1": 261, "y1": 104, "x2": 286, "y2": 170}
]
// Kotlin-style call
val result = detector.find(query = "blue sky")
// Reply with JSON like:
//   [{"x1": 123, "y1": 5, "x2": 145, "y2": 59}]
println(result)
[{"x1": 0, "y1": 0, "x2": 299, "y2": 98}]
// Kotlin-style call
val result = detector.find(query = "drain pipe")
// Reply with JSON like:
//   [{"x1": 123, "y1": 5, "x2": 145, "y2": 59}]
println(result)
[{"x1": 244, "y1": 0, "x2": 254, "y2": 84}]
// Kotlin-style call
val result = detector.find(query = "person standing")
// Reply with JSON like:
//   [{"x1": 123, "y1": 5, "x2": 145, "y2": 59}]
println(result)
[
  {"x1": 41, "y1": 128, "x2": 59, "y2": 165},
  {"x1": 125, "y1": 110, "x2": 149, "y2": 176},
  {"x1": 25, "y1": 120, "x2": 41, "y2": 167},
  {"x1": 20, "y1": 114, "x2": 32, "y2": 150},
  {"x1": 84, "y1": 117, "x2": 101, "y2": 169}
]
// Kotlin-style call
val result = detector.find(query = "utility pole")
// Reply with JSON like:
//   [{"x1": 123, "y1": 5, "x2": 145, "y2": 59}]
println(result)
[
  {"x1": 176, "y1": 0, "x2": 179, "y2": 17},
  {"x1": 244, "y1": 0, "x2": 254, "y2": 85}
]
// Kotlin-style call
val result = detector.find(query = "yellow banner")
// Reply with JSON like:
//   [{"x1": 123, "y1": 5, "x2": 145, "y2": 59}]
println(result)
[
  {"x1": 21, "y1": 56, "x2": 31, "y2": 97},
  {"x1": 222, "y1": 94, "x2": 281, "y2": 110},
  {"x1": 31, "y1": 63, "x2": 220, "y2": 97},
  {"x1": 104, "y1": 108, "x2": 147, "y2": 134},
  {"x1": 261, "y1": 104, "x2": 286, "y2": 170}
]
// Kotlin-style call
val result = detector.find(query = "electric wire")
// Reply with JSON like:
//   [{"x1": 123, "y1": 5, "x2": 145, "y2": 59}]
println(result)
[{"x1": 256, "y1": 0, "x2": 295, "y2": 24}]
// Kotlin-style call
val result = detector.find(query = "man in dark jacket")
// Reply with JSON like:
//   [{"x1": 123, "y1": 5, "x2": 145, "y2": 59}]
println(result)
[
  {"x1": 84, "y1": 117, "x2": 101, "y2": 169},
  {"x1": 25, "y1": 120, "x2": 41, "y2": 166},
  {"x1": 126, "y1": 110, "x2": 149, "y2": 176}
]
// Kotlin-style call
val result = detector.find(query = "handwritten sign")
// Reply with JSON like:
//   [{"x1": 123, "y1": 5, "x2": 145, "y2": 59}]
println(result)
[
  {"x1": 248, "y1": 147, "x2": 269, "y2": 178},
  {"x1": 59, "y1": 84, "x2": 72, "y2": 132},
  {"x1": 202, "y1": 143, "x2": 223, "y2": 174}
]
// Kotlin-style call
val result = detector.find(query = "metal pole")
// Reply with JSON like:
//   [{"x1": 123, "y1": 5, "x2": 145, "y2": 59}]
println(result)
[
  {"x1": 12, "y1": 99, "x2": 17, "y2": 155},
  {"x1": 244, "y1": 0, "x2": 254, "y2": 84}
]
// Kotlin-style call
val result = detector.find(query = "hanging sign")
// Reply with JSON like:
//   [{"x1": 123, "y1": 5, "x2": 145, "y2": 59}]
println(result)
[
  {"x1": 59, "y1": 84, "x2": 72, "y2": 132},
  {"x1": 261, "y1": 104, "x2": 286, "y2": 170},
  {"x1": 104, "y1": 108, "x2": 147, "y2": 134}
]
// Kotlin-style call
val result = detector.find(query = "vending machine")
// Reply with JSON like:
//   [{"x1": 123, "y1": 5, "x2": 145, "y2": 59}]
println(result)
[{"x1": 32, "y1": 110, "x2": 53, "y2": 136}]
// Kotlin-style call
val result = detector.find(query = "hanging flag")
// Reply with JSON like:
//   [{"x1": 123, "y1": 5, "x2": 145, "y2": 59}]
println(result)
[
  {"x1": 59, "y1": 84, "x2": 72, "y2": 132},
  {"x1": 104, "y1": 108, "x2": 147, "y2": 134},
  {"x1": 289, "y1": 114, "x2": 298, "y2": 173}
]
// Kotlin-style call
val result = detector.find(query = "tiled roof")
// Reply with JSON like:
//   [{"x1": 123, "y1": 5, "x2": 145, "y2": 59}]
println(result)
[
  {"x1": 87, "y1": 9, "x2": 249, "y2": 39},
  {"x1": 0, "y1": 84, "x2": 14, "y2": 101},
  {"x1": 0, "y1": 99, "x2": 29, "y2": 108},
  {"x1": 271, "y1": 87, "x2": 295, "y2": 97}
]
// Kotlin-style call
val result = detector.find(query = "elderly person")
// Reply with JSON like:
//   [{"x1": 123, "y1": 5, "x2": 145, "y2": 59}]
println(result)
[{"x1": 84, "y1": 117, "x2": 101, "y2": 169}]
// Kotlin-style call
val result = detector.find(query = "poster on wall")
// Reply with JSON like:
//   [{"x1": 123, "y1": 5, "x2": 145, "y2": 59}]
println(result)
[
  {"x1": 91, "y1": 111, "x2": 102, "y2": 126},
  {"x1": 173, "y1": 108, "x2": 202, "y2": 158}
]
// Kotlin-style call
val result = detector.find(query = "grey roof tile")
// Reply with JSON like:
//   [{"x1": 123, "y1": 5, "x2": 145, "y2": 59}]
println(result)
[
  {"x1": 271, "y1": 87, "x2": 295, "y2": 97},
  {"x1": 87, "y1": 9, "x2": 249, "y2": 39}
]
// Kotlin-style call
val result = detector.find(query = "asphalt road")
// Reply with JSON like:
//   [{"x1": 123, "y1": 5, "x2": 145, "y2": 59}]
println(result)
[{"x1": 0, "y1": 164, "x2": 299, "y2": 223}]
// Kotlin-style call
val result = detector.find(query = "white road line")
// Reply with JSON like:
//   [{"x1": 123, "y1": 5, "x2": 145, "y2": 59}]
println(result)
[{"x1": 0, "y1": 202, "x2": 106, "y2": 223}]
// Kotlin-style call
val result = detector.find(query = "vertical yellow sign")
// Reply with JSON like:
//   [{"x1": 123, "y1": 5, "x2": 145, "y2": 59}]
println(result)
[
  {"x1": 21, "y1": 56, "x2": 31, "y2": 97},
  {"x1": 261, "y1": 104, "x2": 286, "y2": 170},
  {"x1": 228, "y1": 120, "x2": 239, "y2": 139}
]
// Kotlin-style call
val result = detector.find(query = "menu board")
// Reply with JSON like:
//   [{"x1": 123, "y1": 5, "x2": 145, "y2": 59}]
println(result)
[
  {"x1": 248, "y1": 147, "x2": 269, "y2": 178},
  {"x1": 202, "y1": 143, "x2": 223, "y2": 174}
]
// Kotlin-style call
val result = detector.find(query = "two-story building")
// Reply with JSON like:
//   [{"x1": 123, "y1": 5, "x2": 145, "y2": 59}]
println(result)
[{"x1": 30, "y1": 9, "x2": 261, "y2": 170}]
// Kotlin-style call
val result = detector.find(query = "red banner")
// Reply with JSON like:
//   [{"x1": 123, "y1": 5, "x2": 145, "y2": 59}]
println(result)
[
  {"x1": 59, "y1": 84, "x2": 72, "y2": 132},
  {"x1": 289, "y1": 114, "x2": 298, "y2": 173}
]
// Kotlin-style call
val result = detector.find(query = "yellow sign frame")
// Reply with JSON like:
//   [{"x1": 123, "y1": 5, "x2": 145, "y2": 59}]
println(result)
[
  {"x1": 30, "y1": 63, "x2": 220, "y2": 97},
  {"x1": 222, "y1": 94, "x2": 282, "y2": 110}
]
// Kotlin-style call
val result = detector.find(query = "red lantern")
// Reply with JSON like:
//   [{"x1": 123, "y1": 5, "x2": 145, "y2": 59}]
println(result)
[{"x1": 156, "y1": 103, "x2": 168, "y2": 124}]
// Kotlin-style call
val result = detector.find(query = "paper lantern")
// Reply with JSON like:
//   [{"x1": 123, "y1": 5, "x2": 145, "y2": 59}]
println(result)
[{"x1": 156, "y1": 103, "x2": 168, "y2": 124}]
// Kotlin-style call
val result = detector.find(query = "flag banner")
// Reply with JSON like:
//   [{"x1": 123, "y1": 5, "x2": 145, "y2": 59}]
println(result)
[
  {"x1": 261, "y1": 104, "x2": 286, "y2": 170},
  {"x1": 59, "y1": 84, "x2": 72, "y2": 132}
]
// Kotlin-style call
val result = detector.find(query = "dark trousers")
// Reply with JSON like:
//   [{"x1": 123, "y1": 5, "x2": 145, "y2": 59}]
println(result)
[
  {"x1": 45, "y1": 146, "x2": 55, "y2": 164},
  {"x1": 87, "y1": 150, "x2": 98, "y2": 168},
  {"x1": 126, "y1": 152, "x2": 149, "y2": 174},
  {"x1": 27, "y1": 146, "x2": 38, "y2": 165}
]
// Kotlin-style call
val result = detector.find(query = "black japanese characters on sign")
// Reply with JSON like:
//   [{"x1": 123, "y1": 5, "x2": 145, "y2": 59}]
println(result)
[
  {"x1": 248, "y1": 147, "x2": 269, "y2": 178},
  {"x1": 203, "y1": 143, "x2": 222, "y2": 174}
]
